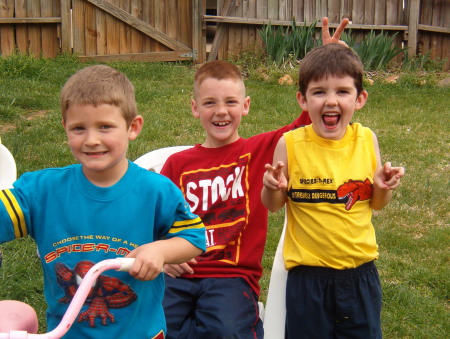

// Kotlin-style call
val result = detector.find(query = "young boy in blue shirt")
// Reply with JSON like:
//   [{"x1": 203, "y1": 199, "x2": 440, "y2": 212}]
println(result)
[
  {"x1": 0, "y1": 65, "x2": 206, "y2": 338},
  {"x1": 262, "y1": 43, "x2": 405, "y2": 338}
]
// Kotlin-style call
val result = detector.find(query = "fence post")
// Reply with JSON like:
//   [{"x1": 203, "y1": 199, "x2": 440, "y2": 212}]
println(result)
[
  {"x1": 193, "y1": 0, "x2": 206, "y2": 63},
  {"x1": 408, "y1": 0, "x2": 420, "y2": 56},
  {"x1": 60, "y1": 0, "x2": 72, "y2": 53}
]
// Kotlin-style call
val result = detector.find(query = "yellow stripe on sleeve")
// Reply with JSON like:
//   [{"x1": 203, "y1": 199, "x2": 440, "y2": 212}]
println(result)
[
  {"x1": 0, "y1": 190, "x2": 27, "y2": 238},
  {"x1": 168, "y1": 217, "x2": 204, "y2": 234}
]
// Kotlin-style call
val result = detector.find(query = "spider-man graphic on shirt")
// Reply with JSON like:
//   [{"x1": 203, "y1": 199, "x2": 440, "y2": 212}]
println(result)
[{"x1": 55, "y1": 260, "x2": 137, "y2": 328}]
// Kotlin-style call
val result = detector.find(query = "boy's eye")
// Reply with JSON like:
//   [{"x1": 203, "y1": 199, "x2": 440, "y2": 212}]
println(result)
[
  {"x1": 72, "y1": 126, "x2": 84, "y2": 132},
  {"x1": 100, "y1": 125, "x2": 111, "y2": 130},
  {"x1": 312, "y1": 90, "x2": 325, "y2": 95}
]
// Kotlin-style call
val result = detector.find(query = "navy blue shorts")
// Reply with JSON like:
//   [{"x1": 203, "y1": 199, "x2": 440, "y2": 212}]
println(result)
[
  {"x1": 285, "y1": 261, "x2": 382, "y2": 339},
  {"x1": 163, "y1": 275, "x2": 263, "y2": 339}
]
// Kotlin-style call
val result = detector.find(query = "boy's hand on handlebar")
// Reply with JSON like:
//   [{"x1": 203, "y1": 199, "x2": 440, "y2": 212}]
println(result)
[{"x1": 126, "y1": 243, "x2": 165, "y2": 281}]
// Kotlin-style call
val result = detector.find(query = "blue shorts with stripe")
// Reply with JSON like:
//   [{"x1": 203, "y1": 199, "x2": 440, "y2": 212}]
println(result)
[{"x1": 286, "y1": 261, "x2": 382, "y2": 339}]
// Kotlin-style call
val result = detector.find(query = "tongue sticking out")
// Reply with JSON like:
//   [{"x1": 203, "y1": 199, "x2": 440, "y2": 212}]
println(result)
[{"x1": 323, "y1": 115, "x2": 339, "y2": 127}]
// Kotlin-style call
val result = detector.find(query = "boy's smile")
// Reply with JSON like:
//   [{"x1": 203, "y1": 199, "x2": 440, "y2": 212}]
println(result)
[
  {"x1": 63, "y1": 103, "x2": 141, "y2": 187},
  {"x1": 297, "y1": 75, "x2": 367, "y2": 140},
  {"x1": 192, "y1": 78, "x2": 250, "y2": 148}
]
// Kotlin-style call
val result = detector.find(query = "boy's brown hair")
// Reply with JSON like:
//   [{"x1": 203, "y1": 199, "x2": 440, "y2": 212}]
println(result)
[
  {"x1": 298, "y1": 44, "x2": 364, "y2": 96},
  {"x1": 60, "y1": 65, "x2": 137, "y2": 127},
  {"x1": 193, "y1": 60, "x2": 245, "y2": 98}
]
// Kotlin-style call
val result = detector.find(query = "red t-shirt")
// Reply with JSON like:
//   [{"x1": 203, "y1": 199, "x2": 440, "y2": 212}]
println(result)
[{"x1": 161, "y1": 112, "x2": 311, "y2": 295}]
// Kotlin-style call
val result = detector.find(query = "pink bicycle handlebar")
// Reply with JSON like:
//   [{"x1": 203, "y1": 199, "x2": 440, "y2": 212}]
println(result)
[{"x1": 0, "y1": 257, "x2": 135, "y2": 339}]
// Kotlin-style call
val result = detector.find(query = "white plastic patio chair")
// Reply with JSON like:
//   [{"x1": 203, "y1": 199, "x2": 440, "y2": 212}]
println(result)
[
  {"x1": 262, "y1": 211, "x2": 288, "y2": 338},
  {"x1": 0, "y1": 143, "x2": 17, "y2": 190},
  {"x1": 134, "y1": 145, "x2": 193, "y2": 173}
]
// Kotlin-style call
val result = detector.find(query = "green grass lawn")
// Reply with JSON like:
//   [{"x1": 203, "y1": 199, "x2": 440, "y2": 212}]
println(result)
[{"x1": 0, "y1": 55, "x2": 449, "y2": 337}]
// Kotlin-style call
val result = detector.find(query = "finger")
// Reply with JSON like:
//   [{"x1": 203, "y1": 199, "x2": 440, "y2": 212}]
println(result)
[
  {"x1": 333, "y1": 18, "x2": 350, "y2": 40},
  {"x1": 321, "y1": 17, "x2": 330, "y2": 41}
]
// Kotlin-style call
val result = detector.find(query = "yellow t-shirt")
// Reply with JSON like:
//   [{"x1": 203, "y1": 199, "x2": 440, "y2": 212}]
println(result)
[{"x1": 283, "y1": 123, "x2": 378, "y2": 270}]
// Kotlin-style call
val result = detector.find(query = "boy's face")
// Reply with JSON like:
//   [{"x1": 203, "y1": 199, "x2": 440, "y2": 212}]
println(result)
[
  {"x1": 297, "y1": 75, "x2": 367, "y2": 140},
  {"x1": 192, "y1": 78, "x2": 250, "y2": 148},
  {"x1": 63, "y1": 103, "x2": 142, "y2": 186}
]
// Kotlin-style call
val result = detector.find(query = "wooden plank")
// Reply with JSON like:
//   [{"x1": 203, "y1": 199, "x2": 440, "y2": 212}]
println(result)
[
  {"x1": 327, "y1": 0, "x2": 340, "y2": 24},
  {"x1": 73, "y1": 0, "x2": 86, "y2": 55},
  {"x1": 364, "y1": 0, "x2": 375, "y2": 25},
  {"x1": 304, "y1": 0, "x2": 315, "y2": 23},
  {"x1": 28, "y1": 0, "x2": 42, "y2": 56},
  {"x1": 0, "y1": 0, "x2": 15, "y2": 57},
  {"x1": 208, "y1": 0, "x2": 233, "y2": 61},
  {"x1": 278, "y1": 0, "x2": 291, "y2": 21},
  {"x1": 60, "y1": 0, "x2": 72, "y2": 53},
  {"x1": 95, "y1": 3, "x2": 107, "y2": 54},
  {"x1": 141, "y1": 0, "x2": 152, "y2": 53},
  {"x1": 118, "y1": 0, "x2": 131, "y2": 54},
  {"x1": 386, "y1": 0, "x2": 399, "y2": 25},
  {"x1": 257, "y1": 0, "x2": 268, "y2": 20},
  {"x1": 130, "y1": 0, "x2": 143, "y2": 53},
  {"x1": 14, "y1": 0, "x2": 28, "y2": 53},
  {"x1": 166, "y1": 0, "x2": 178, "y2": 40},
  {"x1": 0, "y1": 17, "x2": 61, "y2": 23},
  {"x1": 418, "y1": 24, "x2": 450, "y2": 34},
  {"x1": 247, "y1": 0, "x2": 257, "y2": 52},
  {"x1": 40, "y1": 0, "x2": 58, "y2": 58},
  {"x1": 374, "y1": 0, "x2": 387, "y2": 25},
  {"x1": 352, "y1": 0, "x2": 365, "y2": 24},
  {"x1": 78, "y1": 50, "x2": 192, "y2": 62},
  {"x1": 316, "y1": 0, "x2": 327, "y2": 21},
  {"x1": 408, "y1": 0, "x2": 420, "y2": 56},
  {"x1": 292, "y1": 0, "x2": 303, "y2": 22},
  {"x1": 84, "y1": 1, "x2": 98, "y2": 56},
  {"x1": 204, "y1": 15, "x2": 409, "y2": 30},
  {"x1": 192, "y1": 0, "x2": 206, "y2": 62},
  {"x1": 153, "y1": 0, "x2": 167, "y2": 51},
  {"x1": 86, "y1": 0, "x2": 190, "y2": 50},
  {"x1": 268, "y1": 0, "x2": 278, "y2": 20},
  {"x1": 340, "y1": 0, "x2": 352, "y2": 20},
  {"x1": 178, "y1": 0, "x2": 191, "y2": 46},
  {"x1": 419, "y1": 0, "x2": 433, "y2": 55},
  {"x1": 430, "y1": 0, "x2": 443, "y2": 60}
]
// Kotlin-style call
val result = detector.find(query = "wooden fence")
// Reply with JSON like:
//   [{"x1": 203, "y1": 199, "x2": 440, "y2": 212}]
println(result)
[{"x1": 0, "y1": 0, "x2": 449, "y2": 68}]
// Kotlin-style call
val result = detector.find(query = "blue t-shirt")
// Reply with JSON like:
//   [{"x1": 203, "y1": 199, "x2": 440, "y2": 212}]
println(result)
[{"x1": 0, "y1": 161, "x2": 205, "y2": 338}]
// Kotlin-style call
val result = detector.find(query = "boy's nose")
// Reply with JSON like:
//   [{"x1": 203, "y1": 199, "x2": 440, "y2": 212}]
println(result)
[
  {"x1": 84, "y1": 131, "x2": 101, "y2": 146},
  {"x1": 215, "y1": 104, "x2": 227, "y2": 115},
  {"x1": 325, "y1": 94, "x2": 338, "y2": 106}
]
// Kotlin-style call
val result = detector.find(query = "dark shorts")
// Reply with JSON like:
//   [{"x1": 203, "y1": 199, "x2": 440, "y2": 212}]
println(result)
[
  {"x1": 163, "y1": 275, "x2": 263, "y2": 339},
  {"x1": 285, "y1": 261, "x2": 382, "y2": 339}
]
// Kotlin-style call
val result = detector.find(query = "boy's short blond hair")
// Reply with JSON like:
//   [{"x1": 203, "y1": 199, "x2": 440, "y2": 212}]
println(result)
[
  {"x1": 60, "y1": 65, "x2": 137, "y2": 127},
  {"x1": 194, "y1": 60, "x2": 245, "y2": 98},
  {"x1": 298, "y1": 44, "x2": 364, "y2": 96}
]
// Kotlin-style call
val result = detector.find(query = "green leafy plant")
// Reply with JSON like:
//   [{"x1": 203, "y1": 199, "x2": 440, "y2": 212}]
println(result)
[
  {"x1": 258, "y1": 20, "x2": 319, "y2": 66},
  {"x1": 342, "y1": 30, "x2": 405, "y2": 71},
  {"x1": 402, "y1": 49, "x2": 448, "y2": 71}
]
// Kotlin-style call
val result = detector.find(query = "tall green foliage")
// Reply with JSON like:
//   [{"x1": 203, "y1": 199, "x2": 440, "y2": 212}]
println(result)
[
  {"x1": 258, "y1": 20, "x2": 318, "y2": 66},
  {"x1": 341, "y1": 30, "x2": 405, "y2": 70},
  {"x1": 259, "y1": 23, "x2": 405, "y2": 70}
]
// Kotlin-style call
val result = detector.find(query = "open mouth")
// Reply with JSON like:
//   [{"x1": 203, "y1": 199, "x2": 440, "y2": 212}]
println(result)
[
  {"x1": 322, "y1": 113, "x2": 340, "y2": 127},
  {"x1": 213, "y1": 121, "x2": 231, "y2": 127}
]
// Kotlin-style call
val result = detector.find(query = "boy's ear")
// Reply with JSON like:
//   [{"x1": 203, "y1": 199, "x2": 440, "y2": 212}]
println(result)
[
  {"x1": 355, "y1": 90, "x2": 368, "y2": 110},
  {"x1": 191, "y1": 99, "x2": 200, "y2": 118},
  {"x1": 128, "y1": 115, "x2": 144, "y2": 140},
  {"x1": 242, "y1": 96, "x2": 251, "y2": 116},
  {"x1": 296, "y1": 91, "x2": 308, "y2": 111}
]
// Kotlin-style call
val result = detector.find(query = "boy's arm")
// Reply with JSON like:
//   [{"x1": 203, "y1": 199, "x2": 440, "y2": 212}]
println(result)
[
  {"x1": 126, "y1": 238, "x2": 203, "y2": 281},
  {"x1": 370, "y1": 133, "x2": 405, "y2": 210},
  {"x1": 261, "y1": 136, "x2": 289, "y2": 212}
]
